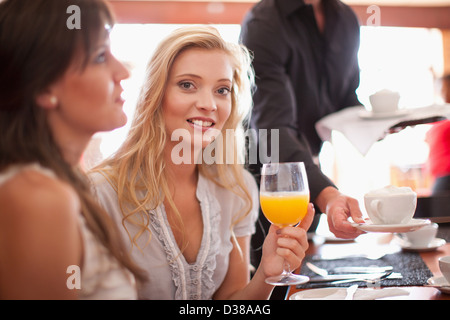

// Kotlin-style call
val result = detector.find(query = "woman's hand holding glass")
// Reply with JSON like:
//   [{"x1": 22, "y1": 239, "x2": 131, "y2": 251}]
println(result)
[{"x1": 259, "y1": 162, "x2": 313, "y2": 286}]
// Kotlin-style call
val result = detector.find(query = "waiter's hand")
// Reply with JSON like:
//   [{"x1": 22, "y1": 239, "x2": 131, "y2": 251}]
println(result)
[{"x1": 316, "y1": 187, "x2": 365, "y2": 239}]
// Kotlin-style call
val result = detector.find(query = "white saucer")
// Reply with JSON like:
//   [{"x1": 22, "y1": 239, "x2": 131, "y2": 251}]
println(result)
[
  {"x1": 359, "y1": 109, "x2": 409, "y2": 120},
  {"x1": 351, "y1": 218, "x2": 431, "y2": 233},
  {"x1": 393, "y1": 236, "x2": 446, "y2": 252},
  {"x1": 427, "y1": 276, "x2": 450, "y2": 294},
  {"x1": 289, "y1": 287, "x2": 347, "y2": 300},
  {"x1": 289, "y1": 287, "x2": 410, "y2": 300}
]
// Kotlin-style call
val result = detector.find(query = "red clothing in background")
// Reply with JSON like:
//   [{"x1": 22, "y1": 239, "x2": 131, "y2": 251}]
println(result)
[{"x1": 426, "y1": 120, "x2": 450, "y2": 179}]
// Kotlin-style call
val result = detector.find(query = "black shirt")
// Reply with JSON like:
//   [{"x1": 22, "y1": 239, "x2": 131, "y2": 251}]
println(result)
[{"x1": 240, "y1": 0, "x2": 361, "y2": 201}]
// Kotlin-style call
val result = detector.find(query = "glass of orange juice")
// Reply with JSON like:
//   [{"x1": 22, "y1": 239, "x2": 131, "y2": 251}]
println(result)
[{"x1": 260, "y1": 162, "x2": 310, "y2": 286}]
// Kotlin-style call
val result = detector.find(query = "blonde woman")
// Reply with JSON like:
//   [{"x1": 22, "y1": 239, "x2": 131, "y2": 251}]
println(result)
[{"x1": 90, "y1": 26, "x2": 314, "y2": 300}]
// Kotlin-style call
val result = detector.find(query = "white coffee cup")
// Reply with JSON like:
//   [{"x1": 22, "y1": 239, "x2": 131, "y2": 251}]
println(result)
[
  {"x1": 401, "y1": 223, "x2": 438, "y2": 247},
  {"x1": 364, "y1": 185, "x2": 417, "y2": 225},
  {"x1": 438, "y1": 256, "x2": 450, "y2": 283},
  {"x1": 369, "y1": 89, "x2": 400, "y2": 114}
]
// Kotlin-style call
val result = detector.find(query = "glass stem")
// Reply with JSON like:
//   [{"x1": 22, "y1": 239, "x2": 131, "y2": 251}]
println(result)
[{"x1": 283, "y1": 260, "x2": 292, "y2": 275}]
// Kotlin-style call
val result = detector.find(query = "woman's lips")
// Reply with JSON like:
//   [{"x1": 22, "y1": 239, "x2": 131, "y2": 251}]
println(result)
[
  {"x1": 115, "y1": 97, "x2": 125, "y2": 105},
  {"x1": 187, "y1": 118, "x2": 215, "y2": 131},
  {"x1": 115, "y1": 90, "x2": 125, "y2": 105}
]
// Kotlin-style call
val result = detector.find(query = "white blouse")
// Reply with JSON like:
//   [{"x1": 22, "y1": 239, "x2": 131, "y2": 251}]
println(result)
[{"x1": 90, "y1": 169, "x2": 259, "y2": 300}]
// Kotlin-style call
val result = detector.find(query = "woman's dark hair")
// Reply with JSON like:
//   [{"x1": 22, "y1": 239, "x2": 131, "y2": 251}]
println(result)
[
  {"x1": 0, "y1": 0, "x2": 146, "y2": 281},
  {"x1": 0, "y1": 0, "x2": 113, "y2": 167}
]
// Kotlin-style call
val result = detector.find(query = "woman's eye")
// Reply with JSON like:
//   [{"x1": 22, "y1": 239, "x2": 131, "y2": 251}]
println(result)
[
  {"x1": 93, "y1": 45, "x2": 111, "y2": 64},
  {"x1": 94, "y1": 51, "x2": 107, "y2": 64},
  {"x1": 178, "y1": 81, "x2": 194, "y2": 90},
  {"x1": 217, "y1": 87, "x2": 231, "y2": 95}
]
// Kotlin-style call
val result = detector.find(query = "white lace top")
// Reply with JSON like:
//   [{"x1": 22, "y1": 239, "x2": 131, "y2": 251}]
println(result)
[
  {"x1": 90, "y1": 169, "x2": 259, "y2": 300},
  {"x1": 0, "y1": 164, "x2": 137, "y2": 300}
]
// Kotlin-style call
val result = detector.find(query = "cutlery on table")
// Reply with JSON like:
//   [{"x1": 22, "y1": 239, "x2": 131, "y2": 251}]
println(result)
[
  {"x1": 311, "y1": 251, "x2": 386, "y2": 260},
  {"x1": 306, "y1": 262, "x2": 328, "y2": 277},
  {"x1": 330, "y1": 271, "x2": 394, "y2": 285},
  {"x1": 334, "y1": 266, "x2": 393, "y2": 273},
  {"x1": 308, "y1": 270, "x2": 401, "y2": 283},
  {"x1": 306, "y1": 262, "x2": 393, "y2": 276}
]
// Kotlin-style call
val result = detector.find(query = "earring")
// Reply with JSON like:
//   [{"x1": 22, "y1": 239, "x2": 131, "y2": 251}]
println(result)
[{"x1": 49, "y1": 96, "x2": 58, "y2": 106}]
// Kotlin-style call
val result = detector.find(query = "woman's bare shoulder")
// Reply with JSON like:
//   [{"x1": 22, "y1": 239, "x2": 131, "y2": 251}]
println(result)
[
  {"x1": 0, "y1": 168, "x2": 82, "y2": 299},
  {"x1": 0, "y1": 168, "x2": 80, "y2": 232}
]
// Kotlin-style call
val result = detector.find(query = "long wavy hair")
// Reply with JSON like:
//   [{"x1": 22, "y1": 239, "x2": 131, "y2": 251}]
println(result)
[
  {"x1": 94, "y1": 26, "x2": 255, "y2": 251},
  {"x1": 0, "y1": 0, "x2": 146, "y2": 281}
]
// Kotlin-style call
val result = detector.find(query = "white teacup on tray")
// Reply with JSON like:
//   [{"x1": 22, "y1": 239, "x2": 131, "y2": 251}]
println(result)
[{"x1": 369, "y1": 89, "x2": 400, "y2": 114}]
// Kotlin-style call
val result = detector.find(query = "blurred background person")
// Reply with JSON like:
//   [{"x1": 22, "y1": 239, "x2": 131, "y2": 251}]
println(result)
[{"x1": 425, "y1": 74, "x2": 450, "y2": 195}]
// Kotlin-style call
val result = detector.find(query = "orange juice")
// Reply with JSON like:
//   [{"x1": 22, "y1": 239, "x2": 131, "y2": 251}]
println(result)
[{"x1": 260, "y1": 192, "x2": 309, "y2": 227}]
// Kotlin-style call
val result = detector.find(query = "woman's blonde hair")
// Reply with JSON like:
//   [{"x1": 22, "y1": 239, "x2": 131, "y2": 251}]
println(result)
[{"x1": 94, "y1": 25, "x2": 254, "y2": 250}]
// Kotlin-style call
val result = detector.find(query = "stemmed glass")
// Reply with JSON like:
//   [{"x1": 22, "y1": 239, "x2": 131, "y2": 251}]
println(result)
[{"x1": 260, "y1": 162, "x2": 310, "y2": 286}]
